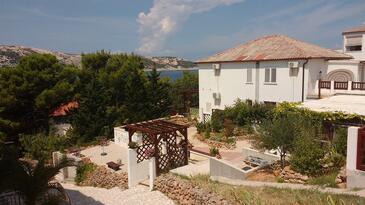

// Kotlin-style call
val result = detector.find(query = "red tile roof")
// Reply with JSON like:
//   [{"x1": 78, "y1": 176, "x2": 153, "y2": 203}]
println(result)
[
  {"x1": 51, "y1": 101, "x2": 79, "y2": 117},
  {"x1": 197, "y1": 35, "x2": 352, "y2": 63},
  {"x1": 342, "y1": 25, "x2": 365, "y2": 35}
]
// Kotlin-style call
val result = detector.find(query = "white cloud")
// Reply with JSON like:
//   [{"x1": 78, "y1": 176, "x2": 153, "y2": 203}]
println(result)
[{"x1": 136, "y1": 0, "x2": 244, "y2": 54}]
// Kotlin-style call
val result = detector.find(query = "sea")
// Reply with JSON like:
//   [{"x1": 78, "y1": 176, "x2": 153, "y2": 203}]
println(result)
[{"x1": 147, "y1": 68, "x2": 198, "y2": 81}]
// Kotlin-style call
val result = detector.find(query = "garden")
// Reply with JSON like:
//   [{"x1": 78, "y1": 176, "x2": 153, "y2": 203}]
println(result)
[{"x1": 194, "y1": 100, "x2": 364, "y2": 187}]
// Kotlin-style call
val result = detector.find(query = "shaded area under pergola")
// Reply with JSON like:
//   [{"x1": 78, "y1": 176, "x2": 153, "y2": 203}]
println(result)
[{"x1": 124, "y1": 119, "x2": 189, "y2": 175}]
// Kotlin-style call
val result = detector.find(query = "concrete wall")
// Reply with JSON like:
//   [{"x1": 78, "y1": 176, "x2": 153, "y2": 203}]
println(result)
[
  {"x1": 127, "y1": 148, "x2": 154, "y2": 188},
  {"x1": 114, "y1": 127, "x2": 129, "y2": 148},
  {"x1": 114, "y1": 127, "x2": 143, "y2": 148},
  {"x1": 346, "y1": 127, "x2": 365, "y2": 189},
  {"x1": 52, "y1": 151, "x2": 80, "y2": 182},
  {"x1": 241, "y1": 147, "x2": 280, "y2": 164},
  {"x1": 209, "y1": 158, "x2": 249, "y2": 180}
]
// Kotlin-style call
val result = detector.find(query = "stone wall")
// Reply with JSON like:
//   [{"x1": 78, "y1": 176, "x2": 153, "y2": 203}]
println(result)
[
  {"x1": 154, "y1": 174, "x2": 232, "y2": 205},
  {"x1": 79, "y1": 166, "x2": 128, "y2": 189}
]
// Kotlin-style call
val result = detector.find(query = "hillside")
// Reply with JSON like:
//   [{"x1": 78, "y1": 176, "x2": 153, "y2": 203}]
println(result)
[{"x1": 0, "y1": 45, "x2": 195, "y2": 69}]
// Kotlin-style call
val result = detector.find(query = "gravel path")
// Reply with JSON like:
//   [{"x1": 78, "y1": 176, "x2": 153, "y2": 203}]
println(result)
[{"x1": 63, "y1": 183, "x2": 175, "y2": 205}]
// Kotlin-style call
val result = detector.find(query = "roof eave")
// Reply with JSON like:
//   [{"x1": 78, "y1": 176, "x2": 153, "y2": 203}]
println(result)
[{"x1": 196, "y1": 56, "x2": 352, "y2": 64}]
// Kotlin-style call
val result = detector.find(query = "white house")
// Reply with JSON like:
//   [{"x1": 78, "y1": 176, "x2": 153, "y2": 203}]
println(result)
[
  {"x1": 196, "y1": 34, "x2": 351, "y2": 121},
  {"x1": 326, "y1": 25, "x2": 365, "y2": 82}
]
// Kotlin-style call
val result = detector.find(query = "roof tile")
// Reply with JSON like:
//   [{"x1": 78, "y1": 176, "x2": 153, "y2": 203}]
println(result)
[{"x1": 197, "y1": 35, "x2": 351, "y2": 63}]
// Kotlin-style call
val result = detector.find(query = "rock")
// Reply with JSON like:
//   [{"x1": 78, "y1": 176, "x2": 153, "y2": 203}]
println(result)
[{"x1": 337, "y1": 182, "x2": 346, "y2": 189}]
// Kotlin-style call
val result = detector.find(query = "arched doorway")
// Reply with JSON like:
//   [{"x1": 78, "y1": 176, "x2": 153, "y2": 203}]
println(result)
[{"x1": 324, "y1": 69, "x2": 355, "y2": 82}]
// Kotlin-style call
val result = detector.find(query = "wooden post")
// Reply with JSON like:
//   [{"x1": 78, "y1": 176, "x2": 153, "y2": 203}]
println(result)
[
  {"x1": 318, "y1": 79, "x2": 321, "y2": 99},
  {"x1": 153, "y1": 134, "x2": 160, "y2": 175},
  {"x1": 181, "y1": 128, "x2": 188, "y2": 166}
]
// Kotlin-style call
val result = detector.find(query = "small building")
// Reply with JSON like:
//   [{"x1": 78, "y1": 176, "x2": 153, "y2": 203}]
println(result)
[{"x1": 196, "y1": 35, "x2": 351, "y2": 121}]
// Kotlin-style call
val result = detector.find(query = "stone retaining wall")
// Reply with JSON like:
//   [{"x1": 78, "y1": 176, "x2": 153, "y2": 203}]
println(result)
[{"x1": 154, "y1": 174, "x2": 232, "y2": 205}]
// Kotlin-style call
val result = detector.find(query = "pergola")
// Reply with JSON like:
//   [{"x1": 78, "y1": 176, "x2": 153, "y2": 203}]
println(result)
[{"x1": 124, "y1": 119, "x2": 189, "y2": 175}]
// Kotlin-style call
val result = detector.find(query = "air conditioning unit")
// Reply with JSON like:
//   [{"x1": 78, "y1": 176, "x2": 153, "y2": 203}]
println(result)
[
  {"x1": 212, "y1": 63, "x2": 221, "y2": 70},
  {"x1": 288, "y1": 61, "x2": 299, "y2": 68},
  {"x1": 213, "y1": 92, "x2": 221, "y2": 99}
]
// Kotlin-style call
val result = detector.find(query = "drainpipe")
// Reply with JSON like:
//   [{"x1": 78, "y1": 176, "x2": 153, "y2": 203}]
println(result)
[{"x1": 302, "y1": 59, "x2": 309, "y2": 102}]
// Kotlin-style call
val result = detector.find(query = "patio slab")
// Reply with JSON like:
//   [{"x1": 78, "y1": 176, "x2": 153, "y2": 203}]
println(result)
[{"x1": 80, "y1": 142, "x2": 128, "y2": 172}]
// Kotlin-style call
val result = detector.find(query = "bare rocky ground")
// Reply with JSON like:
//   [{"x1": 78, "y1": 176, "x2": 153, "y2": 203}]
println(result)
[
  {"x1": 63, "y1": 183, "x2": 174, "y2": 205},
  {"x1": 155, "y1": 174, "x2": 232, "y2": 205}
]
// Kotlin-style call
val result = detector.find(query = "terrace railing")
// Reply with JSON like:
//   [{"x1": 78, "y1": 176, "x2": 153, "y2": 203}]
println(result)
[
  {"x1": 317, "y1": 80, "x2": 365, "y2": 98},
  {"x1": 334, "y1": 81, "x2": 348, "y2": 90},
  {"x1": 319, "y1": 80, "x2": 331, "y2": 89},
  {"x1": 352, "y1": 82, "x2": 365, "y2": 91}
]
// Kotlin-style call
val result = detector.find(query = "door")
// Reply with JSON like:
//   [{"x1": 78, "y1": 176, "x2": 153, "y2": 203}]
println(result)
[{"x1": 357, "y1": 127, "x2": 365, "y2": 171}]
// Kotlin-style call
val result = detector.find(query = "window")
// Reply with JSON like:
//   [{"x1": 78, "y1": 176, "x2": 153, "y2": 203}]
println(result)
[
  {"x1": 346, "y1": 35, "x2": 362, "y2": 52},
  {"x1": 265, "y1": 68, "x2": 276, "y2": 83},
  {"x1": 246, "y1": 68, "x2": 252, "y2": 83},
  {"x1": 346, "y1": 45, "x2": 362, "y2": 51}
]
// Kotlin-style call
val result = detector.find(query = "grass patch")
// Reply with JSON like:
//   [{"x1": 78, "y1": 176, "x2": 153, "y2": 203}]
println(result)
[
  {"x1": 307, "y1": 172, "x2": 338, "y2": 188},
  {"x1": 183, "y1": 175, "x2": 365, "y2": 205}
]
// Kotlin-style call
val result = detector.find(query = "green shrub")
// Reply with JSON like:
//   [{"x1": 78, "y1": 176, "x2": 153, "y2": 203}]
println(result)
[
  {"x1": 223, "y1": 119, "x2": 235, "y2": 139},
  {"x1": 204, "y1": 128, "x2": 211, "y2": 139},
  {"x1": 196, "y1": 122, "x2": 209, "y2": 134},
  {"x1": 321, "y1": 149, "x2": 346, "y2": 171},
  {"x1": 333, "y1": 127, "x2": 347, "y2": 156},
  {"x1": 291, "y1": 133, "x2": 325, "y2": 176},
  {"x1": 128, "y1": 141, "x2": 138, "y2": 149},
  {"x1": 211, "y1": 110, "x2": 225, "y2": 132},
  {"x1": 20, "y1": 133, "x2": 68, "y2": 161},
  {"x1": 209, "y1": 147, "x2": 220, "y2": 156},
  {"x1": 75, "y1": 162, "x2": 97, "y2": 184}
]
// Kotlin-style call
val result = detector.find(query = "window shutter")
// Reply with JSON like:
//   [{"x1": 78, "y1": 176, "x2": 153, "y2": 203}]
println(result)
[
  {"x1": 247, "y1": 68, "x2": 252, "y2": 82},
  {"x1": 271, "y1": 68, "x2": 276, "y2": 82},
  {"x1": 265, "y1": 69, "x2": 270, "y2": 82},
  {"x1": 347, "y1": 36, "x2": 362, "y2": 46}
]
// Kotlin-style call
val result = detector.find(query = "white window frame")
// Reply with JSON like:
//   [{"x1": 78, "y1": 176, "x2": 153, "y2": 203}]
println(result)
[{"x1": 264, "y1": 68, "x2": 277, "y2": 84}]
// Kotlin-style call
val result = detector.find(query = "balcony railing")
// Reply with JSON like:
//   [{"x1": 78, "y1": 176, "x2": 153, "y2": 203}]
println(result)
[
  {"x1": 318, "y1": 80, "x2": 365, "y2": 98},
  {"x1": 334, "y1": 81, "x2": 348, "y2": 90},
  {"x1": 352, "y1": 82, "x2": 365, "y2": 90},
  {"x1": 319, "y1": 80, "x2": 331, "y2": 89}
]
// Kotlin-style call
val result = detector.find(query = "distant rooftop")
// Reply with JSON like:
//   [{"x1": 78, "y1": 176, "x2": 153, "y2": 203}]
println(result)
[
  {"x1": 343, "y1": 25, "x2": 365, "y2": 35},
  {"x1": 197, "y1": 35, "x2": 352, "y2": 63}
]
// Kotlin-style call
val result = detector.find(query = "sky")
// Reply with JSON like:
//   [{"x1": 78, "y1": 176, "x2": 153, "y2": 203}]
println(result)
[{"x1": 0, "y1": 0, "x2": 365, "y2": 60}]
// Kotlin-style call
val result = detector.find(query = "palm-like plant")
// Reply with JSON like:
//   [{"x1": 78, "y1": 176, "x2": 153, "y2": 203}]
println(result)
[{"x1": 0, "y1": 155, "x2": 74, "y2": 205}]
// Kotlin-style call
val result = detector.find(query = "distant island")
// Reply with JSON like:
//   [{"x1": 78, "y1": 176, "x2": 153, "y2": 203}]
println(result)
[{"x1": 0, "y1": 45, "x2": 196, "y2": 70}]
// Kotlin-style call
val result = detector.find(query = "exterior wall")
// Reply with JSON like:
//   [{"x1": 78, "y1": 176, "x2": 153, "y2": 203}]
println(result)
[
  {"x1": 306, "y1": 59, "x2": 328, "y2": 97},
  {"x1": 346, "y1": 127, "x2": 365, "y2": 189},
  {"x1": 114, "y1": 127, "x2": 143, "y2": 148},
  {"x1": 114, "y1": 127, "x2": 129, "y2": 147},
  {"x1": 326, "y1": 61, "x2": 361, "y2": 81},
  {"x1": 127, "y1": 148, "x2": 152, "y2": 188},
  {"x1": 210, "y1": 158, "x2": 253, "y2": 180},
  {"x1": 198, "y1": 59, "x2": 326, "y2": 119}
]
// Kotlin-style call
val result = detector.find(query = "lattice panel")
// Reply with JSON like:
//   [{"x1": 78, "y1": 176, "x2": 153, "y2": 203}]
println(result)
[
  {"x1": 142, "y1": 133, "x2": 154, "y2": 145},
  {"x1": 171, "y1": 147, "x2": 186, "y2": 167},
  {"x1": 203, "y1": 114, "x2": 211, "y2": 123},
  {"x1": 158, "y1": 154, "x2": 170, "y2": 172},
  {"x1": 136, "y1": 143, "x2": 154, "y2": 163}
]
